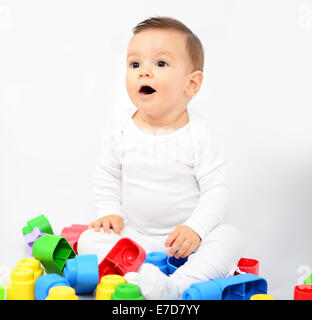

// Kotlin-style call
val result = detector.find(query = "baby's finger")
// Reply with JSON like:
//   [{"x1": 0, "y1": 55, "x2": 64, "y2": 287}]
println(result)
[
  {"x1": 118, "y1": 218, "x2": 124, "y2": 230},
  {"x1": 88, "y1": 222, "x2": 94, "y2": 229},
  {"x1": 181, "y1": 242, "x2": 194, "y2": 258},
  {"x1": 102, "y1": 219, "x2": 111, "y2": 234},
  {"x1": 176, "y1": 241, "x2": 191, "y2": 259},
  {"x1": 93, "y1": 221, "x2": 102, "y2": 232},
  {"x1": 165, "y1": 230, "x2": 178, "y2": 248},
  {"x1": 110, "y1": 219, "x2": 121, "y2": 234},
  {"x1": 168, "y1": 235, "x2": 184, "y2": 257},
  {"x1": 182, "y1": 246, "x2": 194, "y2": 259}
]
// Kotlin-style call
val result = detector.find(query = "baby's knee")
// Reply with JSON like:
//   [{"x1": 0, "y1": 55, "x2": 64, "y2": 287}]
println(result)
[
  {"x1": 77, "y1": 228, "x2": 98, "y2": 255},
  {"x1": 205, "y1": 224, "x2": 245, "y2": 256},
  {"x1": 77, "y1": 228, "x2": 120, "y2": 258},
  {"x1": 221, "y1": 224, "x2": 244, "y2": 243},
  {"x1": 218, "y1": 224, "x2": 245, "y2": 256}
]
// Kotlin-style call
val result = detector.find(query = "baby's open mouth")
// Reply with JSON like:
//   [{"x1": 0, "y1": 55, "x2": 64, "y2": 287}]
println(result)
[{"x1": 139, "y1": 85, "x2": 156, "y2": 95}]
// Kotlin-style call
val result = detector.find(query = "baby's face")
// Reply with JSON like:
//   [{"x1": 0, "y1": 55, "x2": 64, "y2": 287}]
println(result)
[{"x1": 125, "y1": 28, "x2": 194, "y2": 118}]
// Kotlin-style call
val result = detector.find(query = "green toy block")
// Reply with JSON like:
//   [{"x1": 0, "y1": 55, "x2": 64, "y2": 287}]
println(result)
[
  {"x1": 111, "y1": 283, "x2": 144, "y2": 300},
  {"x1": 22, "y1": 214, "x2": 54, "y2": 235},
  {"x1": 304, "y1": 273, "x2": 312, "y2": 285},
  {"x1": 32, "y1": 234, "x2": 76, "y2": 275},
  {"x1": 0, "y1": 284, "x2": 5, "y2": 300}
]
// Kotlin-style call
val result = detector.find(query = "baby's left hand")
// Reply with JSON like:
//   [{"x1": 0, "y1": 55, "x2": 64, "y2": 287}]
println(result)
[{"x1": 164, "y1": 225, "x2": 201, "y2": 259}]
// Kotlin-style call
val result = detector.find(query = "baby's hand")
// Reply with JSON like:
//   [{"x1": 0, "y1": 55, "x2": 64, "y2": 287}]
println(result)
[
  {"x1": 88, "y1": 214, "x2": 124, "y2": 234},
  {"x1": 164, "y1": 225, "x2": 201, "y2": 259}
]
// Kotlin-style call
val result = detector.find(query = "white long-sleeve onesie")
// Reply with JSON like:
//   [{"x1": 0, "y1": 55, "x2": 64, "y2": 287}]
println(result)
[
  {"x1": 93, "y1": 106, "x2": 229, "y2": 240},
  {"x1": 79, "y1": 106, "x2": 244, "y2": 293}
]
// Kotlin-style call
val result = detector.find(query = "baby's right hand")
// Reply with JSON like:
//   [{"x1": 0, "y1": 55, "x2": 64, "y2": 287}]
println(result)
[{"x1": 88, "y1": 214, "x2": 124, "y2": 234}]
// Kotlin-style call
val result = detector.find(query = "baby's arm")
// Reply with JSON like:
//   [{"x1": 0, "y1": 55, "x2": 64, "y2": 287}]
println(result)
[
  {"x1": 165, "y1": 127, "x2": 229, "y2": 257},
  {"x1": 89, "y1": 130, "x2": 124, "y2": 233}
]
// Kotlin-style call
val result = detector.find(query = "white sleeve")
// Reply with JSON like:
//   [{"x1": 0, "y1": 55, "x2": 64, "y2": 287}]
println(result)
[
  {"x1": 93, "y1": 130, "x2": 123, "y2": 220},
  {"x1": 183, "y1": 127, "x2": 229, "y2": 239}
]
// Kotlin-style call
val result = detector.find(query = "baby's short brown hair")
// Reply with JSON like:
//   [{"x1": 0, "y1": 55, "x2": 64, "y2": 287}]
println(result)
[{"x1": 132, "y1": 16, "x2": 204, "y2": 72}]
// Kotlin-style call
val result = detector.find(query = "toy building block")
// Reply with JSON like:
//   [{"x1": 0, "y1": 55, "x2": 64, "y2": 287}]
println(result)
[
  {"x1": 98, "y1": 238, "x2": 146, "y2": 281},
  {"x1": 0, "y1": 284, "x2": 4, "y2": 300},
  {"x1": 234, "y1": 258, "x2": 259, "y2": 275},
  {"x1": 35, "y1": 273, "x2": 71, "y2": 300},
  {"x1": 96, "y1": 275, "x2": 127, "y2": 300},
  {"x1": 23, "y1": 227, "x2": 46, "y2": 257},
  {"x1": 63, "y1": 254, "x2": 99, "y2": 294},
  {"x1": 145, "y1": 252, "x2": 169, "y2": 275},
  {"x1": 6, "y1": 267, "x2": 36, "y2": 300},
  {"x1": 32, "y1": 234, "x2": 76, "y2": 275},
  {"x1": 46, "y1": 286, "x2": 79, "y2": 300},
  {"x1": 111, "y1": 283, "x2": 143, "y2": 300},
  {"x1": 250, "y1": 294, "x2": 275, "y2": 300},
  {"x1": 182, "y1": 273, "x2": 267, "y2": 300},
  {"x1": 304, "y1": 272, "x2": 312, "y2": 285},
  {"x1": 60, "y1": 224, "x2": 88, "y2": 254},
  {"x1": 17, "y1": 258, "x2": 44, "y2": 281},
  {"x1": 167, "y1": 255, "x2": 188, "y2": 274},
  {"x1": 294, "y1": 284, "x2": 312, "y2": 300},
  {"x1": 22, "y1": 214, "x2": 53, "y2": 235}
]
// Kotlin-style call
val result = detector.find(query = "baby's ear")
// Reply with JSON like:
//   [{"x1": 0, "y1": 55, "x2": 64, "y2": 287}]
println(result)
[{"x1": 185, "y1": 71, "x2": 203, "y2": 98}]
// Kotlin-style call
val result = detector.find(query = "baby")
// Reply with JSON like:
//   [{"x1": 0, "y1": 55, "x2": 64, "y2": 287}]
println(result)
[{"x1": 78, "y1": 16, "x2": 244, "y2": 299}]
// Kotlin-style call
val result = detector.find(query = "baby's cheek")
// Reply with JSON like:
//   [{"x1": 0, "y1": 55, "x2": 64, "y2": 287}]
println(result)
[
  {"x1": 125, "y1": 73, "x2": 136, "y2": 91},
  {"x1": 166, "y1": 73, "x2": 184, "y2": 93},
  {"x1": 160, "y1": 79, "x2": 177, "y2": 96}
]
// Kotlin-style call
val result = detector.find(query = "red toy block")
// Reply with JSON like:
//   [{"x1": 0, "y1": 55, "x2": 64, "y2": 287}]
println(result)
[
  {"x1": 294, "y1": 284, "x2": 312, "y2": 300},
  {"x1": 60, "y1": 224, "x2": 88, "y2": 254},
  {"x1": 235, "y1": 258, "x2": 259, "y2": 275},
  {"x1": 98, "y1": 238, "x2": 146, "y2": 282}
]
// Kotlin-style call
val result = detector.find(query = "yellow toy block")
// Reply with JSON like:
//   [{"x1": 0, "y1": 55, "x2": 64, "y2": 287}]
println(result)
[
  {"x1": 6, "y1": 267, "x2": 35, "y2": 300},
  {"x1": 250, "y1": 293, "x2": 275, "y2": 300},
  {"x1": 45, "y1": 286, "x2": 78, "y2": 300},
  {"x1": 17, "y1": 258, "x2": 44, "y2": 281},
  {"x1": 96, "y1": 275, "x2": 126, "y2": 300}
]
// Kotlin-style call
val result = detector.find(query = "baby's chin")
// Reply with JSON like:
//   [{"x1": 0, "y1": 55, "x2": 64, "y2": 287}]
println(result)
[{"x1": 129, "y1": 91, "x2": 186, "y2": 113}]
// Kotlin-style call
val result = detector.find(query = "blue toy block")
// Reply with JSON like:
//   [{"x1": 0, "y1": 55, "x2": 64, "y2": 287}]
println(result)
[
  {"x1": 35, "y1": 273, "x2": 70, "y2": 300},
  {"x1": 182, "y1": 273, "x2": 267, "y2": 300},
  {"x1": 167, "y1": 255, "x2": 188, "y2": 274},
  {"x1": 63, "y1": 254, "x2": 99, "y2": 294},
  {"x1": 145, "y1": 252, "x2": 169, "y2": 275}
]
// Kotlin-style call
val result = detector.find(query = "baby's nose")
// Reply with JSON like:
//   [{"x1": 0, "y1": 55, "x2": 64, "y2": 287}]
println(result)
[{"x1": 139, "y1": 71, "x2": 152, "y2": 78}]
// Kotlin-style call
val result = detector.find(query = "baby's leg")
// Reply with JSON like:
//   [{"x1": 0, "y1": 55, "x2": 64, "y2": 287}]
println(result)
[
  {"x1": 170, "y1": 224, "x2": 245, "y2": 293},
  {"x1": 125, "y1": 224, "x2": 244, "y2": 299},
  {"x1": 77, "y1": 224, "x2": 155, "y2": 263}
]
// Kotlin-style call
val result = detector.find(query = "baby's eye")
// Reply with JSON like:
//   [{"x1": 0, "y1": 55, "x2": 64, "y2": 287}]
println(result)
[
  {"x1": 130, "y1": 62, "x2": 140, "y2": 68},
  {"x1": 157, "y1": 60, "x2": 168, "y2": 67}
]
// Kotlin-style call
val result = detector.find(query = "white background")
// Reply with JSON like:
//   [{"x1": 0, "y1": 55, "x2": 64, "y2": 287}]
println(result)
[{"x1": 1, "y1": 0, "x2": 311, "y2": 300}]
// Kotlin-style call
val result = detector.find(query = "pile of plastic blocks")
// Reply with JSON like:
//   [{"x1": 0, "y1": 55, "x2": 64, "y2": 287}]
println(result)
[{"x1": 0, "y1": 214, "x2": 311, "y2": 300}]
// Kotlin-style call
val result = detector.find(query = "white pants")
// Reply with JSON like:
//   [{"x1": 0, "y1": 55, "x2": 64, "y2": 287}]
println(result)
[{"x1": 77, "y1": 223, "x2": 245, "y2": 293}]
